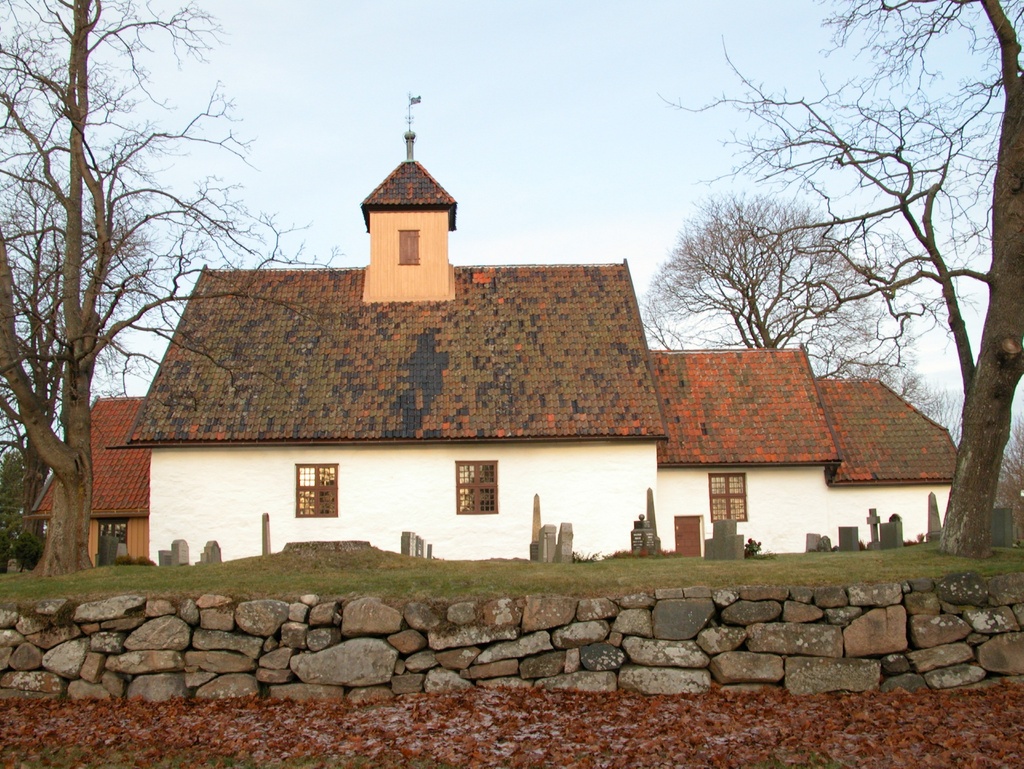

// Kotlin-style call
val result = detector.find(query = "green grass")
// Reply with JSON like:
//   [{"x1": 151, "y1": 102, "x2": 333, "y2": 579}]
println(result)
[{"x1": 1, "y1": 541, "x2": 1023, "y2": 604}]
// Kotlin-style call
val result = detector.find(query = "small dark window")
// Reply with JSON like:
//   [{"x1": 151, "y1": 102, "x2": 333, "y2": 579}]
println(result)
[
  {"x1": 399, "y1": 230, "x2": 420, "y2": 265},
  {"x1": 709, "y1": 473, "x2": 747, "y2": 522},
  {"x1": 296, "y1": 464, "x2": 338, "y2": 517},
  {"x1": 456, "y1": 461, "x2": 498, "y2": 514}
]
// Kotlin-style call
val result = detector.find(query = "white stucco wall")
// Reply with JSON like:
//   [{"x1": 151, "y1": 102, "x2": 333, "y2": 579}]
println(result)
[
  {"x1": 656, "y1": 464, "x2": 952, "y2": 554},
  {"x1": 149, "y1": 441, "x2": 658, "y2": 563}
]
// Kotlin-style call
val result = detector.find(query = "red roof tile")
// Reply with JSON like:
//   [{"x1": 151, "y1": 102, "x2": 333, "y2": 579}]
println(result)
[
  {"x1": 361, "y1": 161, "x2": 457, "y2": 231},
  {"x1": 131, "y1": 265, "x2": 664, "y2": 445},
  {"x1": 817, "y1": 379, "x2": 956, "y2": 484},
  {"x1": 35, "y1": 398, "x2": 150, "y2": 514},
  {"x1": 652, "y1": 349, "x2": 840, "y2": 466}
]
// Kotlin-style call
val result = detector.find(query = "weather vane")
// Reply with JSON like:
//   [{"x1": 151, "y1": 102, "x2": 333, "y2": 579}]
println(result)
[{"x1": 406, "y1": 93, "x2": 421, "y2": 130}]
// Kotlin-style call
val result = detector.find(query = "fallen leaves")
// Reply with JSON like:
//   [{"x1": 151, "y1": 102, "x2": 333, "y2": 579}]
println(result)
[{"x1": 2, "y1": 683, "x2": 1024, "y2": 768}]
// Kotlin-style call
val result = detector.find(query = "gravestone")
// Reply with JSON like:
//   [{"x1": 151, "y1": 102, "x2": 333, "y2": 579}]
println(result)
[
  {"x1": 866, "y1": 509, "x2": 882, "y2": 551},
  {"x1": 554, "y1": 522, "x2": 573, "y2": 563},
  {"x1": 401, "y1": 531, "x2": 415, "y2": 556},
  {"x1": 805, "y1": 533, "x2": 821, "y2": 553},
  {"x1": 116, "y1": 542, "x2": 128, "y2": 559},
  {"x1": 838, "y1": 527, "x2": 859, "y2": 552},
  {"x1": 880, "y1": 514, "x2": 903, "y2": 550},
  {"x1": 645, "y1": 488, "x2": 662, "y2": 553},
  {"x1": 200, "y1": 541, "x2": 222, "y2": 565},
  {"x1": 815, "y1": 535, "x2": 833, "y2": 553},
  {"x1": 170, "y1": 539, "x2": 189, "y2": 566},
  {"x1": 415, "y1": 536, "x2": 424, "y2": 558},
  {"x1": 992, "y1": 507, "x2": 1015, "y2": 548},
  {"x1": 539, "y1": 524, "x2": 557, "y2": 563},
  {"x1": 262, "y1": 513, "x2": 271, "y2": 556},
  {"x1": 530, "y1": 494, "x2": 542, "y2": 562},
  {"x1": 6, "y1": 558, "x2": 19, "y2": 573},
  {"x1": 96, "y1": 535, "x2": 119, "y2": 567},
  {"x1": 704, "y1": 520, "x2": 743, "y2": 561},
  {"x1": 631, "y1": 514, "x2": 657, "y2": 555},
  {"x1": 158, "y1": 550, "x2": 172, "y2": 567},
  {"x1": 426, "y1": 544, "x2": 432, "y2": 559},
  {"x1": 926, "y1": 492, "x2": 943, "y2": 542}
]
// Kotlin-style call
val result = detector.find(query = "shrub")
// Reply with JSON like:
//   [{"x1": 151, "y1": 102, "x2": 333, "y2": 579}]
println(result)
[
  {"x1": 744, "y1": 538, "x2": 762, "y2": 558},
  {"x1": 13, "y1": 530, "x2": 43, "y2": 570},
  {"x1": 114, "y1": 555, "x2": 156, "y2": 566}
]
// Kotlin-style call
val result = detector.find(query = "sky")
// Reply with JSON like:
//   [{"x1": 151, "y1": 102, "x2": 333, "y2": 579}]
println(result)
[{"x1": 135, "y1": 0, "x2": 990, "y2": 403}]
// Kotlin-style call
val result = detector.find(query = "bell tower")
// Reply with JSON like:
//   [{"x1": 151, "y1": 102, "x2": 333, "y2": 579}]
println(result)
[{"x1": 361, "y1": 130, "x2": 457, "y2": 302}]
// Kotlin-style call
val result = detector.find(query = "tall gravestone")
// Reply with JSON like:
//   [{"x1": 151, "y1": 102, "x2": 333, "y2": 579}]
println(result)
[
  {"x1": 866, "y1": 509, "x2": 882, "y2": 551},
  {"x1": 926, "y1": 492, "x2": 943, "y2": 542},
  {"x1": 838, "y1": 526, "x2": 859, "y2": 552},
  {"x1": 530, "y1": 495, "x2": 542, "y2": 562},
  {"x1": 992, "y1": 507, "x2": 1015, "y2": 548},
  {"x1": 805, "y1": 533, "x2": 821, "y2": 553},
  {"x1": 170, "y1": 539, "x2": 189, "y2": 566},
  {"x1": 880, "y1": 514, "x2": 903, "y2": 550},
  {"x1": 262, "y1": 513, "x2": 271, "y2": 556},
  {"x1": 401, "y1": 531, "x2": 415, "y2": 556},
  {"x1": 201, "y1": 540, "x2": 222, "y2": 565},
  {"x1": 631, "y1": 514, "x2": 657, "y2": 555},
  {"x1": 96, "y1": 535, "x2": 119, "y2": 567},
  {"x1": 539, "y1": 524, "x2": 557, "y2": 563},
  {"x1": 554, "y1": 523, "x2": 574, "y2": 563},
  {"x1": 645, "y1": 488, "x2": 662, "y2": 553},
  {"x1": 704, "y1": 520, "x2": 743, "y2": 561}
]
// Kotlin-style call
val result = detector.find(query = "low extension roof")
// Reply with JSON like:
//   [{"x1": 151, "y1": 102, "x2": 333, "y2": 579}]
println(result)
[
  {"x1": 361, "y1": 160, "x2": 457, "y2": 232},
  {"x1": 34, "y1": 397, "x2": 150, "y2": 515},
  {"x1": 652, "y1": 349, "x2": 841, "y2": 466},
  {"x1": 130, "y1": 264, "x2": 664, "y2": 445},
  {"x1": 817, "y1": 379, "x2": 957, "y2": 484}
]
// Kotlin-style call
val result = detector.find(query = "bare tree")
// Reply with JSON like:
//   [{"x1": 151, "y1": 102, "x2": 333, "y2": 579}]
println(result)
[
  {"x1": 644, "y1": 194, "x2": 913, "y2": 378},
  {"x1": 0, "y1": 0, "x2": 269, "y2": 575},
  {"x1": 693, "y1": 0, "x2": 1024, "y2": 557}
]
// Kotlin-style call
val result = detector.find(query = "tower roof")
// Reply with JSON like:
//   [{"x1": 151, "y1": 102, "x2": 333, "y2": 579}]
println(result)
[{"x1": 361, "y1": 160, "x2": 457, "y2": 232}]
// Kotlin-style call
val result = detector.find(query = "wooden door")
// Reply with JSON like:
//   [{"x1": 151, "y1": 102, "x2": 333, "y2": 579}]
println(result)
[{"x1": 674, "y1": 515, "x2": 703, "y2": 557}]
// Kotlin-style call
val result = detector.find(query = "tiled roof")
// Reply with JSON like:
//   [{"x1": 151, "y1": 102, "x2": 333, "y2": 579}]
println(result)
[
  {"x1": 361, "y1": 161, "x2": 457, "y2": 231},
  {"x1": 817, "y1": 379, "x2": 957, "y2": 484},
  {"x1": 35, "y1": 398, "x2": 150, "y2": 514},
  {"x1": 652, "y1": 349, "x2": 841, "y2": 466},
  {"x1": 130, "y1": 265, "x2": 664, "y2": 444}
]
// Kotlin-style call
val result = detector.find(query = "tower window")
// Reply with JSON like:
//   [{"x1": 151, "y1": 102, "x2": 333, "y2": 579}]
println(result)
[{"x1": 399, "y1": 230, "x2": 420, "y2": 265}]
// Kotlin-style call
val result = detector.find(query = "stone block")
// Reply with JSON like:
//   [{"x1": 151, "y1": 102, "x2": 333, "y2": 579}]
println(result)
[
  {"x1": 622, "y1": 636, "x2": 709, "y2": 668},
  {"x1": 89, "y1": 632, "x2": 126, "y2": 655},
  {"x1": 10, "y1": 643, "x2": 42, "y2": 671},
  {"x1": 0, "y1": 670, "x2": 66, "y2": 694},
  {"x1": 42, "y1": 639, "x2": 90, "y2": 678},
  {"x1": 307, "y1": 601, "x2": 339, "y2": 628},
  {"x1": 255, "y1": 668, "x2": 294, "y2": 685},
  {"x1": 26, "y1": 625, "x2": 83, "y2": 650},
  {"x1": 200, "y1": 609, "x2": 235, "y2": 632},
  {"x1": 80, "y1": 652, "x2": 105, "y2": 683},
  {"x1": 192, "y1": 629, "x2": 263, "y2": 658},
  {"x1": 279, "y1": 622, "x2": 308, "y2": 649},
  {"x1": 185, "y1": 650, "x2": 256, "y2": 674},
  {"x1": 909, "y1": 614, "x2": 971, "y2": 649},
  {"x1": 881, "y1": 673, "x2": 928, "y2": 692},
  {"x1": 125, "y1": 673, "x2": 187, "y2": 701},
  {"x1": 195, "y1": 673, "x2": 259, "y2": 699},
  {"x1": 813, "y1": 586, "x2": 848, "y2": 609},
  {"x1": 536, "y1": 671, "x2": 617, "y2": 692},
  {"x1": 465, "y1": 659, "x2": 519, "y2": 679},
  {"x1": 746, "y1": 623, "x2": 843, "y2": 658},
  {"x1": 652, "y1": 599, "x2": 715, "y2": 641},
  {"x1": 481, "y1": 598, "x2": 522, "y2": 627},
  {"x1": 391, "y1": 673, "x2": 425, "y2": 695},
  {"x1": 989, "y1": 573, "x2": 1024, "y2": 606},
  {"x1": 434, "y1": 647, "x2": 481, "y2": 670},
  {"x1": 105, "y1": 650, "x2": 184, "y2": 675},
  {"x1": 964, "y1": 607, "x2": 1019, "y2": 635},
  {"x1": 403, "y1": 602, "x2": 441, "y2": 632},
  {"x1": 404, "y1": 650, "x2": 438, "y2": 673},
  {"x1": 67, "y1": 680, "x2": 111, "y2": 699},
  {"x1": 847, "y1": 583, "x2": 902, "y2": 607},
  {"x1": 904, "y1": 591, "x2": 941, "y2": 616},
  {"x1": 782, "y1": 601, "x2": 823, "y2": 624},
  {"x1": 576, "y1": 598, "x2": 618, "y2": 622},
  {"x1": 843, "y1": 606, "x2": 907, "y2": 658},
  {"x1": 825, "y1": 607, "x2": 863, "y2": 627},
  {"x1": 712, "y1": 588, "x2": 739, "y2": 608},
  {"x1": 610, "y1": 609, "x2": 653, "y2": 638},
  {"x1": 387, "y1": 629, "x2": 427, "y2": 655},
  {"x1": 428, "y1": 625, "x2": 518, "y2": 651},
  {"x1": 268, "y1": 683, "x2": 346, "y2": 700},
  {"x1": 520, "y1": 651, "x2": 566, "y2": 679},
  {"x1": 446, "y1": 602, "x2": 477, "y2": 626},
  {"x1": 935, "y1": 572, "x2": 988, "y2": 606},
  {"x1": 478, "y1": 676, "x2": 534, "y2": 690},
  {"x1": 696, "y1": 626, "x2": 747, "y2": 655},
  {"x1": 305, "y1": 628, "x2": 340, "y2": 652},
  {"x1": 124, "y1": 616, "x2": 192, "y2": 652},
  {"x1": 235, "y1": 600, "x2": 290, "y2": 637},
  {"x1": 74, "y1": 595, "x2": 146, "y2": 624},
  {"x1": 977, "y1": 632, "x2": 1024, "y2": 674},
  {"x1": 907, "y1": 642, "x2": 974, "y2": 673},
  {"x1": 785, "y1": 657, "x2": 880, "y2": 694},
  {"x1": 290, "y1": 638, "x2": 398, "y2": 687},
  {"x1": 923, "y1": 664, "x2": 986, "y2": 689},
  {"x1": 617, "y1": 593, "x2": 656, "y2": 609},
  {"x1": 423, "y1": 667, "x2": 473, "y2": 692},
  {"x1": 709, "y1": 652, "x2": 784, "y2": 684},
  {"x1": 552, "y1": 621, "x2": 610, "y2": 649},
  {"x1": 522, "y1": 596, "x2": 578, "y2": 633},
  {"x1": 145, "y1": 599, "x2": 176, "y2": 618},
  {"x1": 475, "y1": 632, "x2": 553, "y2": 664},
  {"x1": 720, "y1": 600, "x2": 782, "y2": 626},
  {"x1": 342, "y1": 598, "x2": 403, "y2": 637},
  {"x1": 617, "y1": 665, "x2": 711, "y2": 695},
  {"x1": 259, "y1": 647, "x2": 295, "y2": 670},
  {"x1": 348, "y1": 686, "x2": 394, "y2": 705},
  {"x1": 579, "y1": 643, "x2": 626, "y2": 672}
]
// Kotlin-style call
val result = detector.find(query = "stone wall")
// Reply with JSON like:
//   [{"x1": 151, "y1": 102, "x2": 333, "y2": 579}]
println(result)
[{"x1": 2, "y1": 570, "x2": 1024, "y2": 701}]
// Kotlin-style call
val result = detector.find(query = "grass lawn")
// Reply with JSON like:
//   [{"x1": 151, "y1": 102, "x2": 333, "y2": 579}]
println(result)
[{"x1": 2, "y1": 541, "x2": 1023, "y2": 604}]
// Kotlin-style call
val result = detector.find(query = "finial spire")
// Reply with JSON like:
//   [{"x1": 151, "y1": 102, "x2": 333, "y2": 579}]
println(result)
[{"x1": 405, "y1": 94, "x2": 421, "y2": 161}]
